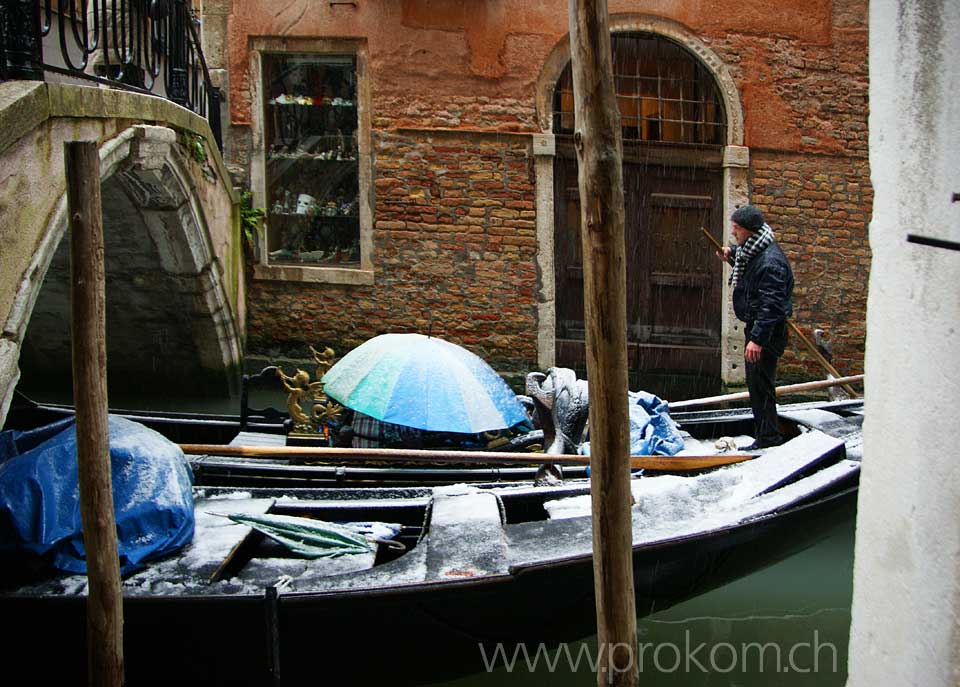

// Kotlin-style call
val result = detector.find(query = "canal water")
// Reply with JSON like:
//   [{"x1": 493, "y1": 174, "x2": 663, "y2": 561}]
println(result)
[{"x1": 433, "y1": 514, "x2": 855, "y2": 687}]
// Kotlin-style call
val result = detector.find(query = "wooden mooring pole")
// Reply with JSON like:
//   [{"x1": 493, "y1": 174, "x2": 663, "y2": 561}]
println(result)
[
  {"x1": 566, "y1": 2, "x2": 638, "y2": 685},
  {"x1": 66, "y1": 141, "x2": 124, "y2": 687}
]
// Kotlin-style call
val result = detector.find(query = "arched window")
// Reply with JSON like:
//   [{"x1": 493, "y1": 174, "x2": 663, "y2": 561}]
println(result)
[{"x1": 553, "y1": 33, "x2": 726, "y2": 145}]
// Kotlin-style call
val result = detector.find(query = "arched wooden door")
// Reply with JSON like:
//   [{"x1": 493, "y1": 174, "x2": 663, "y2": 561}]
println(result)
[{"x1": 552, "y1": 33, "x2": 727, "y2": 397}]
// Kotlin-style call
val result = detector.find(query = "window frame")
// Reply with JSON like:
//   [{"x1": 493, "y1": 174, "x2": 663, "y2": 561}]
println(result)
[{"x1": 250, "y1": 38, "x2": 373, "y2": 286}]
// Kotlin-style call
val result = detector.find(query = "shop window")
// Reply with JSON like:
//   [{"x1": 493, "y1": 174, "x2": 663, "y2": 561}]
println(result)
[
  {"x1": 263, "y1": 53, "x2": 360, "y2": 266},
  {"x1": 553, "y1": 33, "x2": 725, "y2": 145}
]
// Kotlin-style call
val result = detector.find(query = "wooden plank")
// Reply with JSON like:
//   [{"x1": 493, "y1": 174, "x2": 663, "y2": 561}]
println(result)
[
  {"x1": 209, "y1": 529, "x2": 267, "y2": 583},
  {"x1": 229, "y1": 430, "x2": 287, "y2": 447},
  {"x1": 180, "y1": 442, "x2": 756, "y2": 471},
  {"x1": 425, "y1": 491, "x2": 507, "y2": 579},
  {"x1": 131, "y1": 498, "x2": 276, "y2": 586},
  {"x1": 669, "y1": 374, "x2": 864, "y2": 409}
]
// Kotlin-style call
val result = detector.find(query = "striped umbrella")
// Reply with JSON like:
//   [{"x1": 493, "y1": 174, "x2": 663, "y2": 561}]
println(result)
[{"x1": 321, "y1": 333, "x2": 527, "y2": 434}]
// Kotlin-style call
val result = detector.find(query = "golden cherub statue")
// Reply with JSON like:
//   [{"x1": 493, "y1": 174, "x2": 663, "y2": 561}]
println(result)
[
  {"x1": 278, "y1": 368, "x2": 325, "y2": 432},
  {"x1": 310, "y1": 345, "x2": 337, "y2": 380},
  {"x1": 275, "y1": 345, "x2": 342, "y2": 435}
]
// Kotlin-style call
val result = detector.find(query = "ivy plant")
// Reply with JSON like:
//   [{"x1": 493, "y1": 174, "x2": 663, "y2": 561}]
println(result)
[
  {"x1": 181, "y1": 132, "x2": 207, "y2": 164},
  {"x1": 239, "y1": 191, "x2": 266, "y2": 249}
]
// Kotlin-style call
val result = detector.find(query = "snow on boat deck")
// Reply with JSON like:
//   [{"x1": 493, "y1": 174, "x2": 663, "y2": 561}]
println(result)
[{"x1": 9, "y1": 429, "x2": 855, "y2": 598}]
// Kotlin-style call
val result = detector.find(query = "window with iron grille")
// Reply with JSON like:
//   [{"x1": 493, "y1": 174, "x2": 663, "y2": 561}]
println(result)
[{"x1": 553, "y1": 33, "x2": 726, "y2": 145}]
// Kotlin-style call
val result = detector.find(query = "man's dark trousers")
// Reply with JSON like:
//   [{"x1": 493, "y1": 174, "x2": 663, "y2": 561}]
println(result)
[{"x1": 744, "y1": 326, "x2": 786, "y2": 447}]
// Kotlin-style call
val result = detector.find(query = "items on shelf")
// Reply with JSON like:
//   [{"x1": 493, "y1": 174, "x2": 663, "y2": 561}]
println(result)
[
  {"x1": 271, "y1": 191, "x2": 358, "y2": 218},
  {"x1": 296, "y1": 194, "x2": 316, "y2": 215},
  {"x1": 269, "y1": 245, "x2": 360, "y2": 264},
  {"x1": 267, "y1": 149, "x2": 357, "y2": 161},
  {"x1": 268, "y1": 94, "x2": 354, "y2": 107},
  {"x1": 267, "y1": 129, "x2": 358, "y2": 161}
]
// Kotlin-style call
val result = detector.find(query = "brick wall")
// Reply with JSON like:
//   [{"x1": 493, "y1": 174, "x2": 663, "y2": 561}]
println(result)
[
  {"x1": 371, "y1": 96, "x2": 538, "y2": 132},
  {"x1": 706, "y1": 7, "x2": 869, "y2": 158},
  {"x1": 246, "y1": 131, "x2": 541, "y2": 374},
  {"x1": 750, "y1": 152, "x2": 872, "y2": 380},
  {"x1": 233, "y1": 1, "x2": 872, "y2": 387}
]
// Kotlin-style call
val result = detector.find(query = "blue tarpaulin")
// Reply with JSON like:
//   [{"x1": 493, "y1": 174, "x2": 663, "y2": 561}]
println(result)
[
  {"x1": 580, "y1": 391, "x2": 685, "y2": 457},
  {"x1": 0, "y1": 415, "x2": 195, "y2": 574}
]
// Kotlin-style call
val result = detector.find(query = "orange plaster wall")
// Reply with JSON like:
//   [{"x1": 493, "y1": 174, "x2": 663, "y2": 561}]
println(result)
[
  {"x1": 226, "y1": 0, "x2": 861, "y2": 153},
  {"x1": 227, "y1": 1, "x2": 555, "y2": 127},
  {"x1": 739, "y1": 50, "x2": 807, "y2": 151},
  {"x1": 667, "y1": 0, "x2": 832, "y2": 42}
]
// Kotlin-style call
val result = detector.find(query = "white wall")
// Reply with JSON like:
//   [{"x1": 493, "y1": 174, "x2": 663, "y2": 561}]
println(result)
[{"x1": 847, "y1": 1, "x2": 960, "y2": 685}]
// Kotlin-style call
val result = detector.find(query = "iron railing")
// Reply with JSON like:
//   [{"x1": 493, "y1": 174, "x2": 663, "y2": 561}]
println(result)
[{"x1": 0, "y1": 0, "x2": 222, "y2": 150}]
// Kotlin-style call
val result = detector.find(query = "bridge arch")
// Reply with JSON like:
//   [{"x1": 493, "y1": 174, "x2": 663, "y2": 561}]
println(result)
[{"x1": 1, "y1": 84, "x2": 245, "y2": 420}]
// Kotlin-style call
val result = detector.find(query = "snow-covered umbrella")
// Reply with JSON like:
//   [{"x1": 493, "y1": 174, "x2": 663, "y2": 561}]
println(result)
[{"x1": 321, "y1": 333, "x2": 527, "y2": 434}]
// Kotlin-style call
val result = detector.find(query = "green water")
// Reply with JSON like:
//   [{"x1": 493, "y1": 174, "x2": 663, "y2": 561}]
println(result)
[{"x1": 436, "y1": 515, "x2": 855, "y2": 686}]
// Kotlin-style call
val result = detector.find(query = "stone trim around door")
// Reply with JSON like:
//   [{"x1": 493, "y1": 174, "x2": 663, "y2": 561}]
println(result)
[{"x1": 532, "y1": 14, "x2": 749, "y2": 384}]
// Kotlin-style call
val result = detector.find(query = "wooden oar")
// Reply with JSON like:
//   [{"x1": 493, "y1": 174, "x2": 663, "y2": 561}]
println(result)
[
  {"x1": 784, "y1": 321, "x2": 859, "y2": 398},
  {"x1": 700, "y1": 226, "x2": 859, "y2": 398},
  {"x1": 669, "y1": 373, "x2": 864, "y2": 410},
  {"x1": 179, "y1": 443, "x2": 755, "y2": 472}
]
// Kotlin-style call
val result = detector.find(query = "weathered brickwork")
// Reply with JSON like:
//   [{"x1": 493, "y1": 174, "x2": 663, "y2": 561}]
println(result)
[
  {"x1": 247, "y1": 132, "x2": 540, "y2": 372},
  {"x1": 707, "y1": 23, "x2": 869, "y2": 157},
  {"x1": 371, "y1": 96, "x2": 538, "y2": 132},
  {"x1": 750, "y1": 152, "x2": 872, "y2": 380},
  {"x1": 767, "y1": 39, "x2": 870, "y2": 157}
]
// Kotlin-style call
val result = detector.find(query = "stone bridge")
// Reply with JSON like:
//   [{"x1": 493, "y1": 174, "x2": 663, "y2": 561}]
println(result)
[{"x1": 0, "y1": 82, "x2": 245, "y2": 424}]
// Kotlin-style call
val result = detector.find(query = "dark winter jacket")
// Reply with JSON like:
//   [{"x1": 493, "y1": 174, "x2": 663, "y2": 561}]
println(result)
[{"x1": 729, "y1": 240, "x2": 794, "y2": 352}]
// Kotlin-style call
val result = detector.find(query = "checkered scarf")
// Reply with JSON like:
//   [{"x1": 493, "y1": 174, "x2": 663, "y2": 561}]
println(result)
[{"x1": 729, "y1": 224, "x2": 774, "y2": 288}]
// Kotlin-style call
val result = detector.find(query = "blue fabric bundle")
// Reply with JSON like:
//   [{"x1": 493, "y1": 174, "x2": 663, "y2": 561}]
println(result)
[
  {"x1": 0, "y1": 415, "x2": 194, "y2": 574},
  {"x1": 579, "y1": 391, "x2": 685, "y2": 457}
]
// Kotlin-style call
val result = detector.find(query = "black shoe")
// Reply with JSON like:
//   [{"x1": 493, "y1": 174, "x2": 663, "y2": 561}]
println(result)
[{"x1": 739, "y1": 438, "x2": 784, "y2": 452}]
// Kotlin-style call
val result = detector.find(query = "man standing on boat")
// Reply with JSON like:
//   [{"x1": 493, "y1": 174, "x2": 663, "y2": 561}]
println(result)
[{"x1": 715, "y1": 205, "x2": 795, "y2": 450}]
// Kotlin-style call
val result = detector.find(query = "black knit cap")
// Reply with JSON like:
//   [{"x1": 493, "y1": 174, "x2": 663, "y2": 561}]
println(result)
[{"x1": 731, "y1": 205, "x2": 765, "y2": 231}]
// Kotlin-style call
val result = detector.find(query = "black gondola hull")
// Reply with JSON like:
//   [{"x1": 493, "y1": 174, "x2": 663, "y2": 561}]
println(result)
[{"x1": 0, "y1": 486, "x2": 857, "y2": 685}]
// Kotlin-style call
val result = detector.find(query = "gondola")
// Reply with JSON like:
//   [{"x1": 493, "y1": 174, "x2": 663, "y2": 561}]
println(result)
[{"x1": 0, "y1": 395, "x2": 863, "y2": 685}]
